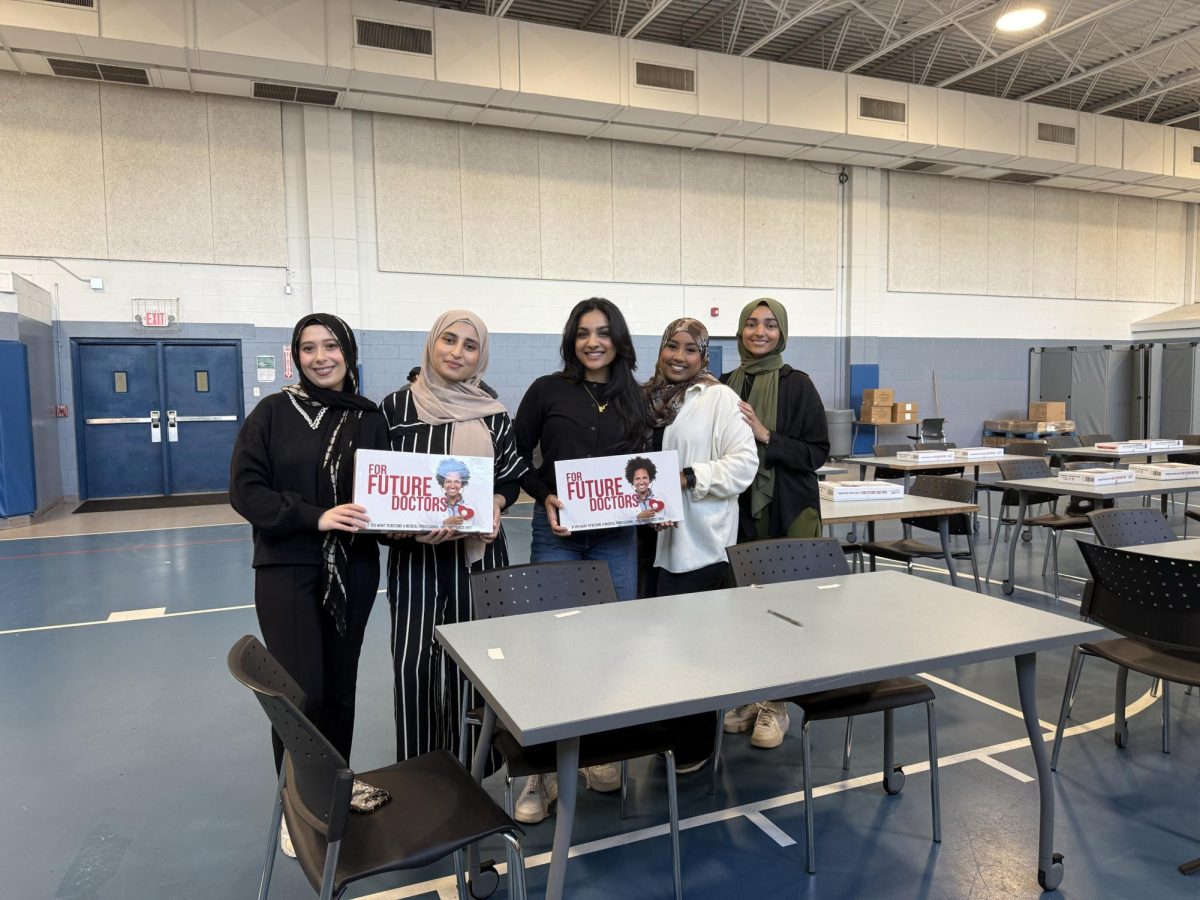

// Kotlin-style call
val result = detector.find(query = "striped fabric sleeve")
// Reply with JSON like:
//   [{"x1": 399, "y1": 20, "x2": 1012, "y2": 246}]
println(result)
[{"x1": 490, "y1": 413, "x2": 529, "y2": 509}]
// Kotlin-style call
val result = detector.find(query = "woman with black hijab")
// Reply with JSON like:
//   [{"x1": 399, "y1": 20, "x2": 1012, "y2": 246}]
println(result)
[{"x1": 230, "y1": 313, "x2": 388, "y2": 784}]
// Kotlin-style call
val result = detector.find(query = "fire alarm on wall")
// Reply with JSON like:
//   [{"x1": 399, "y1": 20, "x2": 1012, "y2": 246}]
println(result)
[{"x1": 710, "y1": 307, "x2": 719, "y2": 317}]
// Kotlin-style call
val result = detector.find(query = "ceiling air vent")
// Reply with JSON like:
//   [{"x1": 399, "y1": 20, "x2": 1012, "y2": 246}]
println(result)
[
  {"x1": 1192, "y1": 146, "x2": 1200, "y2": 165},
  {"x1": 991, "y1": 172, "x2": 1050, "y2": 184},
  {"x1": 48, "y1": 58, "x2": 149, "y2": 85},
  {"x1": 44, "y1": 0, "x2": 95, "y2": 6},
  {"x1": 253, "y1": 83, "x2": 340, "y2": 106},
  {"x1": 859, "y1": 96, "x2": 906, "y2": 124},
  {"x1": 635, "y1": 62, "x2": 695, "y2": 93},
  {"x1": 1037, "y1": 122, "x2": 1077, "y2": 146},
  {"x1": 355, "y1": 19, "x2": 433, "y2": 55},
  {"x1": 896, "y1": 161, "x2": 956, "y2": 174}
]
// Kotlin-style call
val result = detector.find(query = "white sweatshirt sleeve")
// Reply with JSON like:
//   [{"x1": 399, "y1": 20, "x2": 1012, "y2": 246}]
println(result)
[{"x1": 690, "y1": 385, "x2": 760, "y2": 501}]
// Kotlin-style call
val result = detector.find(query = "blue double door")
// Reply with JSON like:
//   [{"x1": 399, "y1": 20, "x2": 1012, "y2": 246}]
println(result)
[{"x1": 75, "y1": 341, "x2": 243, "y2": 499}]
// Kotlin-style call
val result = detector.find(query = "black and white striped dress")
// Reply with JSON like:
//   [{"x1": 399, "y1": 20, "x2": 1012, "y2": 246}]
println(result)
[{"x1": 380, "y1": 386, "x2": 528, "y2": 761}]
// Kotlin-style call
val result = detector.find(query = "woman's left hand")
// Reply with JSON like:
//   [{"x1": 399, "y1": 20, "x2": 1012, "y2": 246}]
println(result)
[
  {"x1": 479, "y1": 495, "x2": 504, "y2": 544},
  {"x1": 653, "y1": 521, "x2": 678, "y2": 532},
  {"x1": 738, "y1": 400, "x2": 770, "y2": 444}
]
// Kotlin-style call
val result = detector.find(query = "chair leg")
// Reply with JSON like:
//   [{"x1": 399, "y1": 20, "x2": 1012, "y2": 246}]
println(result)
[
  {"x1": 1162, "y1": 681, "x2": 1171, "y2": 755},
  {"x1": 841, "y1": 717, "x2": 854, "y2": 771},
  {"x1": 1065, "y1": 651, "x2": 1088, "y2": 718},
  {"x1": 458, "y1": 679, "x2": 472, "y2": 767},
  {"x1": 709, "y1": 711, "x2": 724, "y2": 796},
  {"x1": 985, "y1": 521, "x2": 1002, "y2": 585},
  {"x1": 259, "y1": 769, "x2": 286, "y2": 900},
  {"x1": 500, "y1": 832, "x2": 529, "y2": 900},
  {"x1": 1151, "y1": 677, "x2": 1160, "y2": 698},
  {"x1": 619, "y1": 759, "x2": 630, "y2": 819},
  {"x1": 664, "y1": 750, "x2": 683, "y2": 900},
  {"x1": 801, "y1": 720, "x2": 816, "y2": 875},
  {"x1": 1041, "y1": 531, "x2": 1052, "y2": 576},
  {"x1": 986, "y1": 491, "x2": 993, "y2": 540},
  {"x1": 1049, "y1": 531, "x2": 1061, "y2": 600},
  {"x1": 881, "y1": 708, "x2": 901, "y2": 794},
  {"x1": 1115, "y1": 666, "x2": 1131, "y2": 748},
  {"x1": 502, "y1": 777, "x2": 521, "y2": 894},
  {"x1": 965, "y1": 531, "x2": 981, "y2": 593},
  {"x1": 925, "y1": 700, "x2": 941, "y2": 843},
  {"x1": 320, "y1": 841, "x2": 342, "y2": 900},
  {"x1": 1051, "y1": 646, "x2": 1084, "y2": 771}
]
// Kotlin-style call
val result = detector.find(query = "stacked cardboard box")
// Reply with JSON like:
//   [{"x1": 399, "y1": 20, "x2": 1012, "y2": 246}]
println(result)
[
  {"x1": 860, "y1": 388, "x2": 893, "y2": 424},
  {"x1": 1029, "y1": 402, "x2": 1067, "y2": 420},
  {"x1": 892, "y1": 401, "x2": 918, "y2": 424}
]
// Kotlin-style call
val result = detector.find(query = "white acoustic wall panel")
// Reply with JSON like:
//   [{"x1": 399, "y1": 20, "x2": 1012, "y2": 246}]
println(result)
[
  {"x1": 681, "y1": 150, "x2": 743, "y2": 285},
  {"x1": 744, "y1": 157, "x2": 805, "y2": 287},
  {"x1": 1115, "y1": 195, "x2": 1157, "y2": 302},
  {"x1": 901, "y1": 83, "x2": 938, "y2": 152},
  {"x1": 101, "y1": 84, "x2": 214, "y2": 263},
  {"x1": 198, "y1": 0, "x2": 328, "y2": 65},
  {"x1": 1123, "y1": 120, "x2": 1166, "y2": 176},
  {"x1": 846, "y1": 74, "x2": 907, "y2": 143},
  {"x1": 949, "y1": 94, "x2": 1019, "y2": 165},
  {"x1": 1075, "y1": 112, "x2": 1097, "y2": 168},
  {"x1": 1032, "y1": 186, "x2": 1078, "y2": 299},
  {"x1": 498, "y1": 18, "x2": 520, "y2": 91},
  {"x1": 987, "y1": 182, "x2": 1034, "y2": 296},
  {"x1": 612, "y1": 141, "x2": 680, "y2": 283},
  {"x1": 517, "y1": 22, "x2": 619, "y2": 112},
  {"x1": 433, "y1": 8, "x2": 501, "y2": 92},
  {"x1": 888, "y1": 171, "x2": 940, "y2": 292},
  {"x1": 762, "y1": 64, "x2": 845, "y2": 143},
  {"x1": 207, "y1": 96, "x2": 287, "y2": 266},
  {"x1": 939, "y1": 177, "x2": 987, "y2": 294},
  {"x1": 1173, "y1": 129, "x2": 1200, "y2": 181},
  {"x1": 374, "y1": 116, "x2": 463, "y2": 274},
  {"x1": 742, "y1": 58, "x2": 769, "y2": 128},
  {"x1": 0, "y1": 0, "x2": 97, "y2": 35},
  {"x1": 1095, "y1": 114, "x2": 1124, "y2": 171},
  {"x1": 1076, "y1": 192, "x2": 1118, "y2": 300},
  {"x1": 459, "y1": 125, "x2": 540, "y2": 278},
  {"x1": 538, "y1": 133, "x2": 613, "y2": 281},
  {"x1": 0, "y1": 73, "x2": 107, "y2": 259},
  {"x1": 1155, "y1": 200, "x2": 1187, "y2": 305},
  {"x1": 934, "y1": 89, "x2": 964, "y2": 158},
  {"x1": 97, "y1": 0, "x2": 187, "y2": 49},
  {"x1": 804, "y1": 166, "x2": 837, "y2": 289},
  {"x1": 693, "y1": 50, "x2": 742, "y2": 128}
]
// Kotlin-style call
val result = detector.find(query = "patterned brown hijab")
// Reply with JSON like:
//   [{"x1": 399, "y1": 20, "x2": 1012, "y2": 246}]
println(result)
[{"x1": 644, "y1": 318, "x2": 719, "y2": 428}]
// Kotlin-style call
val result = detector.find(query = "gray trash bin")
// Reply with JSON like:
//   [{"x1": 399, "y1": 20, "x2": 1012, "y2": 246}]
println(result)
[{"x1": 826, "y1": 409, "x2": 852, "y2": 458}]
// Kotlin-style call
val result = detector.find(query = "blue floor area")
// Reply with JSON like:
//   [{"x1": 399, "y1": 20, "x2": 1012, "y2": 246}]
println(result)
[{"x1": 1, "y1": 505, "x2": 1198, "y2": 899}]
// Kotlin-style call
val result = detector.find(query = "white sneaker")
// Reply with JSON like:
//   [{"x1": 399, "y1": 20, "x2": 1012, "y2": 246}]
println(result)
[
  {"x1": 750, "y1": 702, "x2": 790, "y2": 749},
  {"x1": 279, "y1": 816, "x2": 296, "y2": 859},
  {"x1": 514, "y1": 773, "x2": 558, "y2": 824},
  {"x1": 582, "y1": 763, "x2": 621, "y2": 792},
  {"x1": 723, "y1": 704, "x2": 759, "y2": 734}
]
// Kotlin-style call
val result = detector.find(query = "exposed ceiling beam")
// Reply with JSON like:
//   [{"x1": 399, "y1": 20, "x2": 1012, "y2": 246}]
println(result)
[
  {"x1": 725, "y1": 0, "x2": 752, "y2": 53},
  {"x1": 1092, "y1": 68, "x2": 1200, "y2": 115},
  {"x1": 683, "y1": 0, "x2": 743, "y2": 47},
  {"x1": 937, "y1": 0, "x2": 1139, "y2": 88},
  {"x1": 493, "y1": 0, "x2": 519, "y2": 17},
  {"x1": 739, "y1": 0, "x2": 849, "y2": 58},
  {"x1": 1162, "y1": 107, "x2": 1200, "y2": 126},
  {"x1": 1020, "y1": 22, "x2": 1200, "y2": 102},
  {"x1": 577, "y1": 0, "x2": 611, "y2": 30},
  {"x1": 625, "y1": 0, "x2": 674, "y2": 38},
  {"x1": 843, "y1": 0, "x2": 999, "y2": 74}
]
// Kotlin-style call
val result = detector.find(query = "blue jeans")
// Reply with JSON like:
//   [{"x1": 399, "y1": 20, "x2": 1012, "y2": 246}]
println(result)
[{"x1": 530, "y1": 504, "x2": 638, "y2": 601}]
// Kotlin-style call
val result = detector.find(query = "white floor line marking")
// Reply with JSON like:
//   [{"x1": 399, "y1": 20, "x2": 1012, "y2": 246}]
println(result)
[
  {"x1": 918, "y1": 672, "x2": 1057, "y2": 731},
  {"x1": 976, "y1": 754, "x2": 1035, "y2": 783},
  {"x1": 106, "y1": 607, "x2": 165, "y2": 622},
  {"x1": 363, "y1": 688, "x2": 1159, "y2": 899},
  {"x1": 0, "y1": 603, "x2": 255, "y2": 636},
  {"x1": 744, "y1": 810, "x2": 797, "y2": 846}
]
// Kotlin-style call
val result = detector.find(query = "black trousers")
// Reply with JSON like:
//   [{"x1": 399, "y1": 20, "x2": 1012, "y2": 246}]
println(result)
[
  {"x1": 653, "y1": 561, "x2": 730, "y2": 766},
  {"x1": 255, "y1": 558, "x2": 378, "y2": 771}
]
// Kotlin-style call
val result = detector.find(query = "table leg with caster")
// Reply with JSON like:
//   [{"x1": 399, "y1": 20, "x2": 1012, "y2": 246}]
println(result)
[
  {"x1": 1015, "y1": 652, "x2": 1064, "y2": 891},
  {"x1": 1003, "y1": 491, "x2": 1028, "y2": 596}
]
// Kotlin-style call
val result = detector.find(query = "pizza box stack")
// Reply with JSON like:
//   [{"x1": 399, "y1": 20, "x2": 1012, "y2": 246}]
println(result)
[
  {"x1": 820, "y1": 480, "x2": 905, "y2": 501},
  {"x1": 1147, "y1": 439, "x2": 1184, "y2": 450},
  {"x1": 1129, "y1": 462, "x2": 1200, "y2": 480},
  {"x1": 895, "y1": 449, "x2": 955, "y2": 463},
  {"x1": 952, "y1": 447, "x2": 1005, "y2": 460},
  {"x1": 1057, "y1": 468, "x2": 1136, "y2": 486},
  {"x1": 1094, "y1": 441, "x2": 1149, "y2": 453}
]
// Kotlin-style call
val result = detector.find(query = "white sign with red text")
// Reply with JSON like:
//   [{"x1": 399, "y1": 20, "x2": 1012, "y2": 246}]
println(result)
[
  {"x1": 353, "y1": 449, "x2": 493, "y2": 533},
  {"x1": 554, "y1": 450, "x2": 683, "y2": 532}
]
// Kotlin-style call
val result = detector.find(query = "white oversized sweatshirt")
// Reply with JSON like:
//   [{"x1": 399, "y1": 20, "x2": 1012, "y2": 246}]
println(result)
[{"x1": 655, "y1": 381, "x2": 759, "y2": 574}]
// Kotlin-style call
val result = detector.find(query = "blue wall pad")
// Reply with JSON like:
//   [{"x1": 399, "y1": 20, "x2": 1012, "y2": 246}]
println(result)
[
  {"x1": 849, "y1": 363, "x2": 879, "y2": 455},
  {"x1": 0, "y1": 341, "x2": 37, "y2": 516}
]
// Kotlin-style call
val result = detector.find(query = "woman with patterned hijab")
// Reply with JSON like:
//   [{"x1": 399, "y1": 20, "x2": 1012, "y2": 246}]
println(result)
[
  {"x1": 230, "y1": 312, "x2": 389, "y2": 855},
  {"x1": 720, "y1": 297, "x2": 831, "y2": 751},
  {"x1": 379, "y1": 309, "x2": 528, "y2": 766}
]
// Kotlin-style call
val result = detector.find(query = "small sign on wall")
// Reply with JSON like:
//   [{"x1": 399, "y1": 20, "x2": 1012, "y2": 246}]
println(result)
[{"x1": 256, "y1": 355, "x2": 276, "y2": 383}]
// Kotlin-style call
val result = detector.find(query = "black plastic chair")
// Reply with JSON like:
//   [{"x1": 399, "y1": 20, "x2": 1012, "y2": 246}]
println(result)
[
  {"x1": 1078, "y1": 433, "x2": 1114, "y2": 446},
  {"x1": 913, "y1": 441, "x2": 966, "y2": 478},
  {"x1": 227, "y1": 635, "x2": 528, "y2": 900},
  {"x1": 722, "y1": 538, "x2": 940, "y2": 874},
  {"x1": 1045, "y1": 433, "x2": 1082, "y2": 469},
  {"x1": 872, "y1": 442, "x2": 913, "y2": 482},
  {"x1": 1175, "y1": 435, "x2": 1200, "y2": 537},
  {"x1": 1051, "y1": 544, "x2": 1200, "y2": 784},
  {"x1": 860, "y1": 474, "x2": 981, "y2": 591},
  {"x1": 909, "y1": 417, "x2": 945, "y2": 443},
  {"x1": 467, "y1": 562, "x2": 682, "y2": 900}
]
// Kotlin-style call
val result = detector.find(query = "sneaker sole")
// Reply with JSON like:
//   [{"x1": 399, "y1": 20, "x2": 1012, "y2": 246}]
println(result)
[
  {"x1": 750, "y1": 733, "x2": 786, "y2": 749},
  {"x1": 514, "y1": 797, "x2": 556, "y2": 825},
  {"x1": 583, "y1": 772, "x2": 622, "y2": 793}
]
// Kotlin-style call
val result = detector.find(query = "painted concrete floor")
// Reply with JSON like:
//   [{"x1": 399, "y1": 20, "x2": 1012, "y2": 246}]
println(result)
[{"x1": 1, "y1": 501, "x2": 1197, "y2": 899}]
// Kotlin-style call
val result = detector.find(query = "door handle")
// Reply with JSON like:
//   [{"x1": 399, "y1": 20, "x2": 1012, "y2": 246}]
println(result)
[
  {"x1": 167, "y1": 409, "x2": 178, "y2": 443},
  {"x1": 150, "y1": 410, "x2": 162, "y2": 444}
]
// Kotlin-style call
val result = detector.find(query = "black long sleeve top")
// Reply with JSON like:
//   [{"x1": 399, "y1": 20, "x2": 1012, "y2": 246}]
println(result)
[
  {"x1": 721, "y1": 365, "x2": 830, "y2": 541},
  {"x1": 514, "y1": 373, "x2": 635, "y2": 503},
  {"x1": 229, "y1": 391, "x2": 390, "y2": 567}
]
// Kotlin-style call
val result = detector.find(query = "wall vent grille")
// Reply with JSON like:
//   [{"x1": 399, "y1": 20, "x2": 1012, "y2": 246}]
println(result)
[
  {"x1": 1037, "y1": 122, "x2": 1077, "y2": 146},
  {"x1": 97, "y1": 64, "x2": 150, "y2": 86},
  {"x1": 896, "y1": 161, "x2": 956, "y2": 174},
  {"x1": 48, "y1": 58, "x2": 149, "y2": 85},
  {"x1": 635, "y1": 62, "x2": 695, "y2": 92},
  {"x1": 1192, "y1": 146, "x2": 1200, "y2": 165},
  {"x1": 991, "y1": 172, "x2": 1050, "y2": 184},
  {"x1": 356, "y1": 19, "x2": 433, "y2": 55},
  {"x1": 859, "y1": 96, "x2": 907, "y2": 123},
  {"x1": 45, "y1": 0, "x2": 95, "y2": 7},
  {"x1": 253, "y1": 83, "x2": 340, "y2": 106}
]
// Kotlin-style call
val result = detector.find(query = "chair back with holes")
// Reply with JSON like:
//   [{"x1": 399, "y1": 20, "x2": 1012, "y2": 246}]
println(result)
[
  {"x1": 996, "y1": 457, "x2": 1058, "y2": 509},
  {"x1": 1045, "y1": 434, "x2": 1082, "y2": 468},
  {"x1": 227, "y1": 636, "x2": 352, "y2": 844},
  {"x1": 1006, "y1": 440, "x2": 1050, "y2": 459},
  {"x1": 726, "y1": 538, "x2": 850, "y2": 586},
  {"x1": 903, "y1": 474, "x2": 978, "y2": 536},
  {"x1": 1175, "y1": 434, "x2": 1200, "y2": 466},
  {"x1": 913, "y1": 418, "x2": 946, "y2": 443},
  {"x1": 1086, "y1": 508, "x2": 1177, "y2": 548},
  {"x1": 1077, "y1": 542, "x2": 1200, "y2": 654},
  {"x1": 913, "y1": 441, "x2": 964, "y2": 477},
  {"x1": 470, "y1": 561, "x2": 617, "y2": 620},
  {"x1": 872, "y1": 443, "x2": 912, "y2": 481},
  {"x1": 1078, "y1": 433, "x2": 1114, "y2": 446}
]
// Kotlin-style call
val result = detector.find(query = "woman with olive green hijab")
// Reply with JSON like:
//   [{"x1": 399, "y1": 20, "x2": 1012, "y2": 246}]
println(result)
[{"x1": 721, "y1": 297, "x2": 831, "y2": 750}]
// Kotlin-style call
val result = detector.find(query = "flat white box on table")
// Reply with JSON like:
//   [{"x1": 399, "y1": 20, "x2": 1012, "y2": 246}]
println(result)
[
  {"x1": 1056, "y1": 468, "x2": 1136, "y2": 486},
  {"x1": 1128, "y1": 462, "x2": 1200, "y2": 480},
  {"x1": 1147, "y1": 439, "x2": 1184, "y2": 450},
  {"x1": 951, "y1": 447, "x2": 1005, "y2": 460},
  {"x1": 1094, "y1": 442, "x2": 1149, "y2": 453},
  {"x1": 895, "y1": 450, "x2": 955, "y2": 462},
  {"x1": 820, "y1": 481, "x2": 905, "y2": 501}
]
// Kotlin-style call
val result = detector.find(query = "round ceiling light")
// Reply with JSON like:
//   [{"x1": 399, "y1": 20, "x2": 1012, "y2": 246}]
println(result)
[{"x1": 996, "y1": 7, "x2": 1047, "y2": 32}]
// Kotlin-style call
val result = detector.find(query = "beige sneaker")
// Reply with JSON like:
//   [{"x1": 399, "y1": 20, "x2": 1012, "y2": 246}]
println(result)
[
  {"x1": 750, "y1": 702, "x2": 790, "y2": 749},
  {"x1": 582, "y1": 763, "x2": 621, "y2": 792},
  {"x1": 514, "y1": 773, "x2": 558, "y2": 824},
  {"x1": 279, "y1": 816, "x2": 297, "y2": 859},
  {"x1": 723, "y1": 704, "x2": 759, "y2": 734}
]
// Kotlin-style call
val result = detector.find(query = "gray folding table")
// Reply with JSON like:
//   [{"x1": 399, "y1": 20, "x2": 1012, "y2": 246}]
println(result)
[
  {"x1": 436, "y1": 571, "x2": 1102, "y2": 897},
  {"x1": 1056, "y1": 444, "x2": 1200, "y2": 464}
]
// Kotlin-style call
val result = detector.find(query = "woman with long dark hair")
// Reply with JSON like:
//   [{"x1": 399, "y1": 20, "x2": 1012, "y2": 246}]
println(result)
[
  {"x1": 230, "y1": 312, "x2": 388, "y2": 855},
  {"x1": 511, "y1": 297, "x2": 648, "y2": 820}
]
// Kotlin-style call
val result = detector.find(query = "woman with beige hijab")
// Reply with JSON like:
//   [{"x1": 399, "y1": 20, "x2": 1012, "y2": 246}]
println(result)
[{"x1": 380, "y1": 310, "x2": 528, "y2": 762}]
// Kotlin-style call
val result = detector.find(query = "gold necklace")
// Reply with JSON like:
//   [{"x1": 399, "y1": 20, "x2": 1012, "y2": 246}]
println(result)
[{"x1": 583, "y1": 382, "x2": 608, "y2": 413}]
